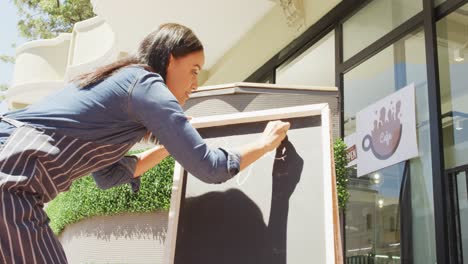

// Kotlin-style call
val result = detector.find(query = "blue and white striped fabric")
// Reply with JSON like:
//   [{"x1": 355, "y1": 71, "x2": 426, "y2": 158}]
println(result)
[{"x1": 0, "y1": 116, "x2": 132, "y2": 263}]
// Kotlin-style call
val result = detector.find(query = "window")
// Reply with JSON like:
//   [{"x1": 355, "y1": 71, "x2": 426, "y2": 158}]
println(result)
[
  {"x1": 276, "y1": 31, "x2": 335, "y2": 87},
  {"x1": 437, "y1": 3, "x2": 468, "y2": 169},
  {"x1": 435, "y1": 0, "x2": 446, "y2": 6},
  {"x1": 438, "y1": 4, "x2": 468, "y2": 262},
  {"x1": 343, "y1": 0, "x2": 422, "y2": 60},
  {"x1": 344, "y1": 29, "x2": 437, "y2": 264}
]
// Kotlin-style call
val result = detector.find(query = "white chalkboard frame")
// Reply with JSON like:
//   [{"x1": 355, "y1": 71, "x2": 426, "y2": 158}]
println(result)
[{"x1": 164, "y1": 103, "x2": 342, "y2": 264}]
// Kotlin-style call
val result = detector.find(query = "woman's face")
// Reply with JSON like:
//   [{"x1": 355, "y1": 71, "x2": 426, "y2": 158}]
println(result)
[{"x1": 166, "y1": 50, "x2": 205, "y2": 106}]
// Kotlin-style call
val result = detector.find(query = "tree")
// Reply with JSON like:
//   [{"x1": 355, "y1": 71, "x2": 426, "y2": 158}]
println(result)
[
  {"x1": 0, "y1": 84, "x2": 9, "y2": 91},
  {"x1": 0, "y1": 0, "x2": 95, "y2": 69},
  {"x1": 0, "y1": 84, "x2": 8, "y2": 100},
  {"x1": 12, "y1": 0, "x2": 95, "y2": 40},
  {"x1": 0, "y1": 55, "x2": 15, "y2": 64}
]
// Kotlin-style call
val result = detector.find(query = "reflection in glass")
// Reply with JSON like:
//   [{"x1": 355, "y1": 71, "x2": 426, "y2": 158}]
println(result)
[
  {"x1": 343, "y1": 0, "x2": 422, "y2": 60},
  {"x1": 455, "y1": 171, "x2": 468, "y2": 263},
  {"x1": 276, "y1": 31, "x2": 335, "y2": 86},
  {"x1": 438, "y1": 4, "x2": 468, "y2": 262},
  {"x1": 344, "y1": 29, "x2": 437, "y2": 263},
  {"x1": 345, "y1": 164, "x2": 404, "y2": 264},
  {"x1": 437, "y1": 3, "x2": 468, "y2": 169},
  {"x1": 435, "y1": 0, "x2": 446, "y2": 6}
]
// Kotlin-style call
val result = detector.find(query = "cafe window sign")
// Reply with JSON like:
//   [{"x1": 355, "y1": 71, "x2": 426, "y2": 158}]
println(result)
[
  {"x1": 344, "y1": 133, "x2": 358, "y2": 168},
  {"x1": 356, "y1": 83, "x2": 418, "y2": 177}
]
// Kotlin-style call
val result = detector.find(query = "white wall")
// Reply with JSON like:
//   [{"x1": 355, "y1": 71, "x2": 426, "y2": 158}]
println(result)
[
  {"x1": 59, "y1": 212, "x2": 168, "y2": 264},
  {"x1": 204, "y1": 0, "x2": 342, "y2": 85}
]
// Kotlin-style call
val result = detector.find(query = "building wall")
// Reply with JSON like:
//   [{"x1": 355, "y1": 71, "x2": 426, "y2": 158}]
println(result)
[
  {"x1": 58, "y1": 212, "x2": 168, "y2": 264},
  {"x1": 204, "y1": 0, "x2": 341, "y2": 85},
  {"x1": 226, "y1": 1, "x2": 468, "y2": 263}
]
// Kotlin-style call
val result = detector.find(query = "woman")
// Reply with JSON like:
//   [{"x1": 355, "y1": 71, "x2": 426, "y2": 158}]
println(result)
[{"x1": 0, "y1": 23, "x2": 290, "y2": 263}]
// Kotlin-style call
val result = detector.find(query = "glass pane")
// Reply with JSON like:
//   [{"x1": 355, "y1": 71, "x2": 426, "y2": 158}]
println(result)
[
  {"x1": 435, "y1": 0, "x2": 446, "y2": 6},
  {"x1": 344, "y1": 29, "x2": 437, "y2": 263},
  {"x1": 437, "y1": 3, "x2": 468, "y2": 169},
  {"x1": 345, "y1": 163, "x2": 404, "y2": 264},
  {"x1": 276, "y1": 31, "x2": 335, "y2": 86},
  {"x1": 343, "y1": 0, "x2": 422, "y2": 60},
  {"x1": 456, "y1": 171, "x2": 468, "y2": 263}
]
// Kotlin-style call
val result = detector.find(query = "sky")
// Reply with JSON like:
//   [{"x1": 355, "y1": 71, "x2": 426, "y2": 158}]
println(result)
[{"x1": 0, "y1": 0, "x2": 26, "y2": 87}]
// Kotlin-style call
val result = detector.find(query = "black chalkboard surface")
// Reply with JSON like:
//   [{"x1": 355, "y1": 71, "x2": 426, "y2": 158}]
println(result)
[{"x1": 165, "y1": 105, "x2": 341, "y2": 264}]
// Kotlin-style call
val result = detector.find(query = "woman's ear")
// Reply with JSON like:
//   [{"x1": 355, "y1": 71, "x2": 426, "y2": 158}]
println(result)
[{"x1": 167, "y1": 53, "x2": 175, "y2": 70}]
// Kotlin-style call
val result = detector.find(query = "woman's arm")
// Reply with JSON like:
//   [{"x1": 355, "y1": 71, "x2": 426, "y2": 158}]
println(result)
[
  {"x1": 133, "y1": 120, "x2": 289, "y2": 178},
  {"x1": 129, "y1": 72, "x2": 290, "y2": 183},
  {"x1": 133, "y1": 145, "x2": 170, "y2": 177},
  {"x1": 91, "y1": 146, "x2": 169, "y2": 192}
]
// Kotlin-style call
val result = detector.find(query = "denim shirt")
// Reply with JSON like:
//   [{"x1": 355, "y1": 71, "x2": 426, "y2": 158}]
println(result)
[{"x1": 0, "y1": 66, "x2": 241, "y2": 191}]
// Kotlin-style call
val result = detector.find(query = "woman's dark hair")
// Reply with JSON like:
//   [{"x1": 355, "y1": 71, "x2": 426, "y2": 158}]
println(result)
[
  {"x1": 74, "y1": 23, "x2": 204, "y2": 88},
  {"x1": 74, "y1": 23, "x2": 203, "y2": 143}
]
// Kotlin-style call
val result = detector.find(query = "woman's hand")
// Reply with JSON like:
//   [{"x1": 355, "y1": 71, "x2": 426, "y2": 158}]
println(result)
[
  {"x1": 260, "y1": 120, "x2": 291, "y2": 152},
  {"x1": 239, "y1": 120, "x2": 291, "y2": 171}
]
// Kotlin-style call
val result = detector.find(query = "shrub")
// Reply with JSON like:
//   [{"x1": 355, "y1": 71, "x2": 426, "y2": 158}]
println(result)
[
  {"x1": 334, "y1": 138, "x2": 350, "y2": 209},
  {"x1": 46, "y1": 151, "x2": 175, "y2": 235}
]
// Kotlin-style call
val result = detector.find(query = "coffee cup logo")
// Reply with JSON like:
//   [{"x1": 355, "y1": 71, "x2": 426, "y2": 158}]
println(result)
[{"x1": 362, "y1": 101, "x2": 403, "y2": 160}]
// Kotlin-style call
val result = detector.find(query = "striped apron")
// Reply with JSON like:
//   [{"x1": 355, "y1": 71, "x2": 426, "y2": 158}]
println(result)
[{"x1": 0, "y1": 116, "x2": 132, "y2": 263}]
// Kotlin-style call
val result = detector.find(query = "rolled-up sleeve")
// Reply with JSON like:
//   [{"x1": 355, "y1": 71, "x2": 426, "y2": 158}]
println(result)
[
  {"x1": 92, "y1": 155, "x2": 141, "y2": 193},
  {"x1": 128, "y1": 72, "x2": 241, "y2": 184}
]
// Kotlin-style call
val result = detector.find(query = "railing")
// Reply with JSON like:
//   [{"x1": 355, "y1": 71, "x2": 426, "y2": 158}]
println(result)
[{"x1": 346, "y1": 255, "x2": 374, "y2": 264}]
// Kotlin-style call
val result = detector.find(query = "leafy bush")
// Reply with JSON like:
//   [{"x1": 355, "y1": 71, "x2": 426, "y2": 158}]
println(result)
[
  {"x1": 334, "y1": 138, "x2": 350, "y2": 209},
  {"x1": 45, "y1": 151, "x2": 174, "y2": 235}
]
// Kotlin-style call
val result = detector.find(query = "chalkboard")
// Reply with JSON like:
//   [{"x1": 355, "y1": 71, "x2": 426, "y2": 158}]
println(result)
[{"x1": 165, "y1": 104, "x2": 342, "y2": 264}]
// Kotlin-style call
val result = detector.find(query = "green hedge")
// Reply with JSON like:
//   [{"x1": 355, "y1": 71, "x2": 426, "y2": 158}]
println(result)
[
  {"x1": 45, "y1": 151, "x2": 175, "y2": 235},
  {"x1": 334, "y1": 138, "x2": 350, "y2": 209}
]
